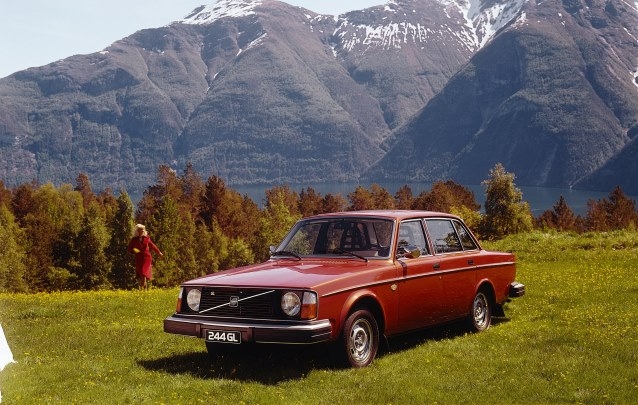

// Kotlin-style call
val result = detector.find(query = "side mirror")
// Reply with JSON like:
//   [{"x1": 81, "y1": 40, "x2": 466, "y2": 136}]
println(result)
[
  {"x1": 405, "y1": 248, "x2": 421, "y2": 259},
  {"x1": 269, "y1": 246, "x2": 276, "y2": 254}
]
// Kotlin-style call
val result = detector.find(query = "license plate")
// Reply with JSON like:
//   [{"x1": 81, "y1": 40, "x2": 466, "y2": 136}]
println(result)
[{"x1": 205, "y1": 330, "x2": 241, "y2": 344}]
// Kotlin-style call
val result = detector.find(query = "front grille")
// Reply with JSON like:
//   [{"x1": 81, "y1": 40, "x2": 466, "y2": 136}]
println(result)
[{"x1": 198, "y1": 287, "x2": 279, "y2": 319}]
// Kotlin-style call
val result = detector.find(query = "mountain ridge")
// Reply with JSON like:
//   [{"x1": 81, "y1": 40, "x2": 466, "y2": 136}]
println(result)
[{"x1": 1, "y1": 0, "x2": 638, "y2": 195}]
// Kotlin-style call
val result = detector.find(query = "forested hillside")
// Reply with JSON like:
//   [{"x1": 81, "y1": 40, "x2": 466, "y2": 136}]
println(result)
[{"x1": 1, "y1": 164, "x2": 636, "y2": 293}]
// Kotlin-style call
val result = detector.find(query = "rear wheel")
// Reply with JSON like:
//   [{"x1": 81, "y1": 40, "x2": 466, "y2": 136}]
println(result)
[
  {"x1": 468, "y1": 291, "x2": 491, "y2": 332},
  {"x1": 340, "y1": 309, "x2": 379, "y2": 368}
]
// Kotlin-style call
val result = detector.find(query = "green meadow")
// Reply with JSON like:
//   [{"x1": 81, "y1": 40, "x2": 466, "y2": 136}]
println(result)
[{"x1": 1, "y1": 231, "x2": 637, "y2": 404}]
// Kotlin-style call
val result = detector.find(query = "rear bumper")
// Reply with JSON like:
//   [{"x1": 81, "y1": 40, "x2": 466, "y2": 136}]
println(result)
[
  {"x1": 164, "y1": 315, "x2": 333, "y2": 344},
  {"x1": 509, "y1": 282, "x2": 526, "y2": 298}
]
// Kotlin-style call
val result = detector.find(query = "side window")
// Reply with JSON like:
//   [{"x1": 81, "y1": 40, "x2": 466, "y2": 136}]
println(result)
[
  {"x1": 398, "y1": 220, "x2": 429, "y2": 256},
  {"x1": 453, "y1": 220, "x2": 478, "y2": 251},
  {"x1": 425, "y1": 219, "x2": 462, "y2": 254}
]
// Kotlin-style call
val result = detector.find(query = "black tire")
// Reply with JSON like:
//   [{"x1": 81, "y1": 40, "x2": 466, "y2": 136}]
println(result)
[
  {"x1": 340, "y1": 309, "x2": 379, "y2": 368},
  {"x1": 468, "y1": 291, "x2": 492, "y2": 332}
]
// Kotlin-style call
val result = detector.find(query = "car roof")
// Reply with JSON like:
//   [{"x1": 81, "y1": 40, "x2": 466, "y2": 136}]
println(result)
[{"x1": 302, "y1": 210, "x2": 461, "y2": 221}]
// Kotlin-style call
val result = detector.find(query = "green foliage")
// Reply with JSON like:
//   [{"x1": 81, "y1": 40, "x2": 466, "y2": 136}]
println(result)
[
  {"x1": 107, "y1": 191, "x2": 136, "y2": 289},
  {"x1": 75, "y1": 202, "x2": 112, "y2": 290},
  {"x1": 481, "y1": 163, "x2": 533, "y2": 239},
  {"x1": 147, "y1": 195, "x2": 196, "y2": 287},
  {"x1": 0, "y1": 205, "x2": 27, "y2": 292}
]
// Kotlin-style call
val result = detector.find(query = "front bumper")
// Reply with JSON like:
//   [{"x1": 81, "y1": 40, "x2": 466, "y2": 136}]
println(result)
[{"x1": 164, "y1": 315, "x2": 333, "y2": 344}]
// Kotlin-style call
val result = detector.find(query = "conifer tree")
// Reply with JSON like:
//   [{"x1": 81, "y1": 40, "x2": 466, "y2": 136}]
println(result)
[
  {"x1": 76, "y1": 202, "x2": 112, "y2": 290},
  {"x1": 107, "y1": 191, "x2": 136, "y2": 289}
]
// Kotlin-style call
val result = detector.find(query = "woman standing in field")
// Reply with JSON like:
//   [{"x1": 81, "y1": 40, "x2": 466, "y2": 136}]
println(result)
[{"x1": 127, "y1": 224, "x2": 164, "y2": 290}]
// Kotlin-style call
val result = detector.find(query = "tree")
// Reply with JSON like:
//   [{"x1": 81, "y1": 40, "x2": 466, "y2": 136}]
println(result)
[
  {"x1": 264, "y1": 185, "x2": 300, "y2": 217},
  {"x1": 11, "y1": 182, "x2": 36, "y2": 226},
  {"x1": 0, "y1": 205, "x2": 27, "y2": 292},
  {"x1": 348, "y1": 186, "x2": 375, "y2": 210},
  {"x1": 538, "y1": 195, "x2": 577, "y2": 232},
  {"x1": 75, "y1": 173, "x2": 95, "y2": 210},
  {"x1": 107, "y1": 191, "x2": 136, "y2": 289},
  {"x1": 180, "y1": 162, "x2": 205, "y2": 219},
  {"x1": 0, "y1": 180, "x2": 12, "y2": 208},
  {"x1": 370, "y1": 184, "x2": 395, "y2": 209},
  {"x1": 201, "y1": 175, "x2": 260, "y2": 241},
  {"x1": 480, "y1": 164, "x2": 533, "y2": 239},
  {"x1": 394, "y1": 185, "x2": 414, "y2": 210},
  {"x1": 148, "y1": 196, "x2": 197, "y2": 287},
  {"x1": 76, "y1": 202, "x2": 112, "y2": 290},
  {"x1": 299, "y1": 187, "x2": 324, "y2": 217},
  {"x1": 413, "y1": 180, "x2": 480, "y2": 212},
  {"x1": 192, "y1": 222, "x2": 219, "y2": 276},
  {"x1": 606, "y1": 186, "x2": 637, "y2": 229},
  {"x1": 18, "y1": 183, "x2": 84, "y2": 291},
  {"x1": 585, "y1": 186, "x2": 637, "y2": 231},
  {"x1": 253, "y1": 188, "x2": 301, "y2": 262},
  {"x1": 322, "y1": 193, "x2": 347, "y2": 213}
]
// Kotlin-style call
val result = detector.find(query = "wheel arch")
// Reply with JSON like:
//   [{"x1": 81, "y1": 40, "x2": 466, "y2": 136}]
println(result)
[
  {"x1": 338, "y1": 291, "x2": 386, "y2": 338},
  {"x1": 475, "y1": 280, "x2": 497, "y2": 314}
]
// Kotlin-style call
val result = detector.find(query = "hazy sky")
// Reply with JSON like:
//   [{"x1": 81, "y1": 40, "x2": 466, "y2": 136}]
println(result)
[{"x1": 0, "y1": 0, "x2": 382, "y2": 78}]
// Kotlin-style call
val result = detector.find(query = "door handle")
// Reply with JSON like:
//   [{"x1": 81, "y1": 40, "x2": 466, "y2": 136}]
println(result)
[
  {"x1": 433, "y1": 263, "x2": 440, "y2": 269},
  {"x1": 468, "y1": 259, "x2": 474, "y2": 265}
]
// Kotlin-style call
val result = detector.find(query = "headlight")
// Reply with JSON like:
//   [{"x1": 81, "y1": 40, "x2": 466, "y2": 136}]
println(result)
[
  {"x1": 186, "y1": 288, "x2": 202, "y2": 312},
  {"x1": 281, "y1": 292, "x2": 301, "y2": 316}
]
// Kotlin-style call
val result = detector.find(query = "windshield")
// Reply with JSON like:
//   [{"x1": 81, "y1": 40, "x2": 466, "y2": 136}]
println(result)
[{"x1": 276, "y1": 217, "x2": 395, "y2": 259}]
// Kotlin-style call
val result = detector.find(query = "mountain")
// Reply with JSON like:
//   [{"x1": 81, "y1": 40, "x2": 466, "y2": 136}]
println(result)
[
  {"x1": 365, "y1": 0, "x2": 638, "y2": 193},
  {"x1": 1, "y1": 0, "x2": 637, "y2": 195}
]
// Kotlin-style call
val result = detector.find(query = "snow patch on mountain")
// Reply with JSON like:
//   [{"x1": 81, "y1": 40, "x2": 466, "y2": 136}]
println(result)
[
  {"x1": 460, "y1": 0, "x2": 528, "y2": 47},
  {"x1": 334, "y1": 0, "x2": 526, "y2": 54},
  {"x1": 179, "y1": 0, "x2": 262, "y2": 25}
]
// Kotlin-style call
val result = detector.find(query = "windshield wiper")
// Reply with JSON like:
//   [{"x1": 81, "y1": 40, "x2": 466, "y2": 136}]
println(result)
[
  {"x1": 331, "y1": 248, "x2": 368, "y2": 262},
  {"x1": 270, "y1": 250, "x2": 302, "y2": 260}
]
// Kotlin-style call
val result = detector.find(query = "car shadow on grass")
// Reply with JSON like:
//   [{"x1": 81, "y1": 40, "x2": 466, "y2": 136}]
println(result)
[
  {"x1": 139, "y1": 318, "x2": 509, "y2": 384},
  {"x1": 138, "y1": 343, "x2": 338, "y2": 384},
  {"x1": 381, "y1": 317, "x2": 509, "y2": 357}
]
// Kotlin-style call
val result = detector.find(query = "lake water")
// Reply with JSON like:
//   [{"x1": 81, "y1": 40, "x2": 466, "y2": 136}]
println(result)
[{"x1": 234, "y1": 182, "x2": 629, "y2": 216}]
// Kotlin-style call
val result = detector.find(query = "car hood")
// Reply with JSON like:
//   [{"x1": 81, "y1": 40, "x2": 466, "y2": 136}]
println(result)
[{"x1": 183, "y1": 258, "x2": 388, "y2": 290}]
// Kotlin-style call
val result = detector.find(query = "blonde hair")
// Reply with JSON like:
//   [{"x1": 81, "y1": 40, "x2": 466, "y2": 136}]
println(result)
[{"x1": 133, "y1": 224, "x2": 148, "y2": 238}]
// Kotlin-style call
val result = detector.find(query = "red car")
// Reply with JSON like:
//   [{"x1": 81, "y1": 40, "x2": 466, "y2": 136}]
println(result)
[{"x1": 164, "y1": 210, "x2": 525, "y2": 367}]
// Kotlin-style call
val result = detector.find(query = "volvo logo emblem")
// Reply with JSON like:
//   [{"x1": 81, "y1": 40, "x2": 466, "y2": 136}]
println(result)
[{"x1": 229, "y1": 296, "x2": 239, "y2": 307}]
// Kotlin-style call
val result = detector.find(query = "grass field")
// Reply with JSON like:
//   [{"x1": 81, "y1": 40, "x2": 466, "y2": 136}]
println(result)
[{"x1": 1, "y1": 231, "x2": 637, "y2": 404}]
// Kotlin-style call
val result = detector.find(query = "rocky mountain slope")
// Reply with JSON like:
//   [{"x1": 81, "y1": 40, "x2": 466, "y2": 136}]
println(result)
[
  {"x1": 1, "y1": 0, "x2": 637, "y2": 194},
  {"x1": 365, "y1": 0, "x2": 638, "y2": 192}
]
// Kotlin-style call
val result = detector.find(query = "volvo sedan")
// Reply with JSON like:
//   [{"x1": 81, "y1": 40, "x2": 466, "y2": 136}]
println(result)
[{"x1": 164, "y1": 210, "x2": 525, "y2": 367}]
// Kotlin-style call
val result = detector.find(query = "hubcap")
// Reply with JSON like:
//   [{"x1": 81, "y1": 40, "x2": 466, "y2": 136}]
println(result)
[
  {"x1": 349, "y1": 318, "x2": 373, "y2": 363},
  {"x1": 473, "y1": 293, "x2": 488, "y2": 329}
]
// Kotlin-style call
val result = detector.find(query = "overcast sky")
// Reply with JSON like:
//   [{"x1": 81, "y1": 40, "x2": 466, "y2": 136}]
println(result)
[{"x1": 0, "y1": 0, "x2": 382, "y2": 78}]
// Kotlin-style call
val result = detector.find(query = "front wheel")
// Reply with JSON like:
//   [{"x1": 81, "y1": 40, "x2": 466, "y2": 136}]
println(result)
[
  {"x1": 340, "y1": 309, "x2": 379, "y2": 368},
  {"x1": 468, "y1": 291, "x2": 492, "y2": 332}
]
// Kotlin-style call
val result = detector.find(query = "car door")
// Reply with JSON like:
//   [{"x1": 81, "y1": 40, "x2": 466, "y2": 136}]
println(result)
[
  {"x1": 396, "y1": 219, "x2": 444, "y2": 332},
  {"x1": 425, "y1": 218, "x2": 478, "y2": 321}
]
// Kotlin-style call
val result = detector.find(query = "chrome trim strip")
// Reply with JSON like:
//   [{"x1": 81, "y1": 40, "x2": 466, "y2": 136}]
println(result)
[{"x1": 166, "y1": 316, "x2": 331, "y2": 332}]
